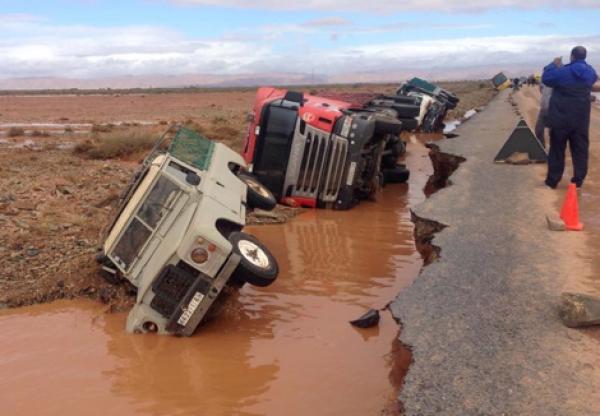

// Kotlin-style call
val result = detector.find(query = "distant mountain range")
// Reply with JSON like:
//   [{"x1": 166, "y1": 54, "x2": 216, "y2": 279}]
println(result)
[{"x1": 0, "y1": 65, "x2": 546, "y2": 90}]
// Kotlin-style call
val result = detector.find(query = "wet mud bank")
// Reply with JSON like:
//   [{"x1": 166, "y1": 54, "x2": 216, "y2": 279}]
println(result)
[
  {"x1": 423, "y1": 144, "x2": 466, "y2": 196},
  {"x1": 410, "y1": 212, "x2": 446, "y2": 266},
  {"x1": 412, "y1": 143, "x2": 465, "y2": 265}
]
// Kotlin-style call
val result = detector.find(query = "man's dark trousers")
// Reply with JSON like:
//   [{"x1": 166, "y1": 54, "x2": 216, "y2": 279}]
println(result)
[{"x1": 547, "y1": 127, "x2": 589, "y2": 187}]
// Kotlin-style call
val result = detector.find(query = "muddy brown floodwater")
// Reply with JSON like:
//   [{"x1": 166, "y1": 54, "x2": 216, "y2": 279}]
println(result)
[{"x1": 0, "y1": 136, "x2": 436, "y2": 416}]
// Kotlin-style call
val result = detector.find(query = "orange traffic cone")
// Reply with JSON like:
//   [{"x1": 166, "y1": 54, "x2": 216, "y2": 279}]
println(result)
[{"x1": 560, "y1": 183, "x2": 583, "y2": 231}]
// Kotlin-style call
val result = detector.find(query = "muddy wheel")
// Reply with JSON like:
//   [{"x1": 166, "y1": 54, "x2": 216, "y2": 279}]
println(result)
[
  {"x1": 238, "y1": 173, "x2": 277, "y2": 211},
  {"x1": 229, "y1": 232, "x2": 279, "y2": 287},
  {"x1": 374, "y1": 117, "x2": 403, "y2": 136},
  {"x1": 389, "y1": 139, "x2": 406, "y2": 157},
  {"x1": 381, "y1": 154, "x2": 398, "y2": 169},
  {"x1": 383, "y1": 165, "x2": 410, "y2": 184}
]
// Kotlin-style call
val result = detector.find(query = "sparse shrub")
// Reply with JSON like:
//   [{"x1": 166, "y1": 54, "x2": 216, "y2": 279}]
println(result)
[
  {"x1": 31, "y1": 130, "x2": 50, "y2": 137},
  {"x1": 42, "y1": 142, "x2": 60, "y2": 151},
  {"x1": 7, "y1": 127, "x2": 25, "y2": 137},
  {"x1": 91, "y1": 123, "x2": 113, "y2": 133},
  {"x1": 64, "y1": 127, "x2": 74, "y2": 133},
  {"x1": 73, "y1": 140, "x2": 95, "y2": 155},
  {"x1": 74, "y1": 127, "x2": 157, "y2": 159},
  {"x1": 212, "y1": 116, "x2": 227, "y2": 124}
]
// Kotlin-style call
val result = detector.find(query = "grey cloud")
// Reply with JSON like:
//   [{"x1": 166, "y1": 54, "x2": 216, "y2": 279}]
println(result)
[
  {"x1": 171, "y1": 0, "x2": 600, "y2": 13},
  {"x1": 301, "y1": 17, "x2": 352, "y2": 27}
]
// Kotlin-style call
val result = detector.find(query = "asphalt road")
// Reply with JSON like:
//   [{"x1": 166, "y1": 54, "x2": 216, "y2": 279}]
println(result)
[{"x1": 390, "y1": 90, "x2": 600, "y2": 415}]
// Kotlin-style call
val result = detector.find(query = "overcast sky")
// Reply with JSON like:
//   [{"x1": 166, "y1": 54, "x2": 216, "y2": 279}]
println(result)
[{"x1": 0, "y1": 0, "x2": 599, "y2": 83}]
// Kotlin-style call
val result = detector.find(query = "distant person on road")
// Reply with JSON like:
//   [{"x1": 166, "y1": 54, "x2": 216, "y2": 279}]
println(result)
[
  {"x1": 542, "y1": 46, "x2": 598, "y2": 189},
  {"x1": 512, "y1": 78, "x2": 521, "y2": 91},
  {"x1": 534, "y1": 82, "x2": 552, "y2": 147}
]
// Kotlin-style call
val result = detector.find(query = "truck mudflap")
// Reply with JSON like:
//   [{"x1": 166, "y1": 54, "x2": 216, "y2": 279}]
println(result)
[{"x1": 126, "y1": 253, "x2": 241, "y2": 336}]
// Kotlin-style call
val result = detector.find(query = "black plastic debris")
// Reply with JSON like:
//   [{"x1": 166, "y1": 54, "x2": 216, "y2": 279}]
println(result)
[
  {"x1": 350, "y1": 309, "x2": 380, "y2": 328},
  {"x1": 444, "y1": 133, "x2": 460, "y2": 139}
]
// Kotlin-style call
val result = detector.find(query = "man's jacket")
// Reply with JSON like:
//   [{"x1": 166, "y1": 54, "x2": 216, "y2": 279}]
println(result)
[{"x1": 542, "y1": 59, "x2": 598, "y2": 131}]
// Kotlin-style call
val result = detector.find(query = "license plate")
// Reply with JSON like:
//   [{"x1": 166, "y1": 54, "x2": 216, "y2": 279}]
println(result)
[{"x1": 177, "y1": 291, "x2": 205, "y2": 326}]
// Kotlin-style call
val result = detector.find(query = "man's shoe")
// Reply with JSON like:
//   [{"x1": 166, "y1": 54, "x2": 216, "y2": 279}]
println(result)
[{"x1": 544, "y1": 179, "x2": 557, "y2": 189}]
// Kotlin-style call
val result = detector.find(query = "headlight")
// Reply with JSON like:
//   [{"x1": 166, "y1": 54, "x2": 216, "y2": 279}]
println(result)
[{"x1": 190, "y1": 247, "x2": 209, "y2": 264}]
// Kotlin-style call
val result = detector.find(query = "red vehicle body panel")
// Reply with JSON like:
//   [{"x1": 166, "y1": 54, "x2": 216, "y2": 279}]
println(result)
[{"x1": 242, "y1": 87, "x2": 353, "y2": 165}]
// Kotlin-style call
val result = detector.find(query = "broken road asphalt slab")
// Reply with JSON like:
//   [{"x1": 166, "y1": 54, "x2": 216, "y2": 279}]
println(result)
[{"x1": 390, "y1": 90, "x2": 600, "y2": 415}]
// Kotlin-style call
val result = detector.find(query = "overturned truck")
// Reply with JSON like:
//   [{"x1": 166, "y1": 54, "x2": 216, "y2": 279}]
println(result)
[
  {"x1": 242, "y1": 88, "x2": 410, "y2": 210},
  {"x1": 97, "y1": 127, "x2": 279, "y2": 336},
  {"x1": 367, "y1": 78, "x2": 460, "y2": 133}
]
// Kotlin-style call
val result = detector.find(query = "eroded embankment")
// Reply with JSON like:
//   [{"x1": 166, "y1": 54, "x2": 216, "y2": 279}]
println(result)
[{"x1": 411, "y1": 144, "x2": 465, "y2": 264}]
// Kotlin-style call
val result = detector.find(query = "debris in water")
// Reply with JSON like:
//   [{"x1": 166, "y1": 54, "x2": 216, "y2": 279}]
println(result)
[{"x1": 350, "y1": 309, "x2": 380, "y2": 328}]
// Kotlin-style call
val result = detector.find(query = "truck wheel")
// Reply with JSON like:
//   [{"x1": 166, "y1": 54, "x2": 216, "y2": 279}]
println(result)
[
  {"x1": 374, "y1": 117, "x2": 403, "y2": 136},
  {"x1": 390, "y1": 140, "x2": 406, "y2": 157},
  {"x1": 383, "y1": 165, "x2": 410, "y2": 184},
  {"x1": 238, "y1": 173, "x2": 277, "y2": 211},
  {"x1": 229, "y1": 232, "x2": 279, "y2": 287},
  {"x1": 381, "y1": 154, "x2": 397, "y2": 169}
]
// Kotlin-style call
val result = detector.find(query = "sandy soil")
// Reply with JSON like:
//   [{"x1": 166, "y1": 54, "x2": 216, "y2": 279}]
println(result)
[
  {"x1": 514, "y1": 86, "x2": 600, "y2": 298},
  {"x1": 0, "y1": 149, "x2": 137, "y2": 309}
]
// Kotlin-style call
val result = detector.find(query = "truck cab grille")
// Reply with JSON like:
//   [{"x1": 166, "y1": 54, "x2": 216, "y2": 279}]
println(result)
[{"x1": 284, "y1": 122, "x2": 348, "y2": 203}]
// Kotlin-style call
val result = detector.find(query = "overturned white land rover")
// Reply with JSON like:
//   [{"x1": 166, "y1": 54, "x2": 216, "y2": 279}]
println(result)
[{"x1": 97, "y1": 127, "x2": 279, "y2": 336}]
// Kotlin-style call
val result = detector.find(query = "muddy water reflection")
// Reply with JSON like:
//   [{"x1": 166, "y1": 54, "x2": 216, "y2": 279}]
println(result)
[{"x1": 0, "y1": 140, "x2": 433, "y2": 416}]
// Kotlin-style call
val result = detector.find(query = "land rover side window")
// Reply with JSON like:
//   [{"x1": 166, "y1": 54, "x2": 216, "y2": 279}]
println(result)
[
  {"x1": 165, "y1": 161, "x2": 194, "y2": 184},
  {"x1": 112, "y1": 175, "x2": 181, "y2": 270},
  {"x1": 138, "y1": 176, "x2": 180, "y2": 229},
  {"x1": 113, "y1": 218, "x2": 152, "y2": 269}
]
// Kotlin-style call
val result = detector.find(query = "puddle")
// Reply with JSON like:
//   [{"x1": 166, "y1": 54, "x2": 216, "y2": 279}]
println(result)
[
  {"x1": 0, "y1": 121, "x2": 160, "y2": 137},
  {"x1": 0, "y1": 140, "x2": 77, "y2": 150},
  {"x1": 0, "y1": 139, "x2": 435, "y2": 416}
]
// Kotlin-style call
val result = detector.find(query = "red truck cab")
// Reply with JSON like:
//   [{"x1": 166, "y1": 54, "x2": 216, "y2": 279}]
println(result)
[{"x1": 242, "y1": 87, "x2": 408, "y2": 210}]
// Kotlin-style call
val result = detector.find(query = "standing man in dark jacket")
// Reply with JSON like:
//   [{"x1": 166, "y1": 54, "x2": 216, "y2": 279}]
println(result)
[{"x1": 542, "y1": 46, "x2": 598, "y2": 189}]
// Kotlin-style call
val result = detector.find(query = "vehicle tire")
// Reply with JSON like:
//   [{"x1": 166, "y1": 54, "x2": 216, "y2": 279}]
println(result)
[
  {"x1": 390, "y1": 139, "x2": 406, "y2": 157},
  {"x1": 398, "y1": 118, "x2": 418, "y2": 131},
  {"x1": 374, "y1": 117, "x2": 403, "y2": 136},
  {"x1": 238, "y1": 173, "x2": 277, "y2": 211},
  {"x1": 229, "y1": 232, "x2": 279, "y2": 287},
  {"x1": 381, "y1": 154, "x2": 397, "y2": 169},
  {"x1": 391, "y1": 103, "x2": 420, "y2": 118},
  {"x1": 383, "y1": 165, "x2": 410, "y2": 184}
]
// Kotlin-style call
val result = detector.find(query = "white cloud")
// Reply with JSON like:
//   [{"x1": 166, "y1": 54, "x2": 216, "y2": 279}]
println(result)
[
  {"x1": 0, "y1": 21, "x2": 271, "y2": 79},
  {"x1": 171, "y1": 0, "x2": 600, "y2": 13},
  {"x1": 0, "y1": 17, "x2": 598, "y2": 83}
]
